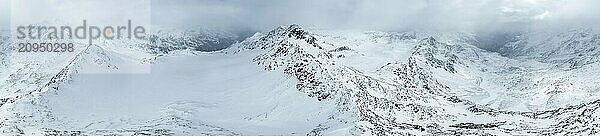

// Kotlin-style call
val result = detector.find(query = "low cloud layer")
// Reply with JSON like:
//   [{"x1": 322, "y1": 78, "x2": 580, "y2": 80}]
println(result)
[
  {"x1": 1, "y1": 0, "x2": 599, "y2": 32},
  {"x1": 151, "y1": 0, "x2": 600, "y2": 32}
]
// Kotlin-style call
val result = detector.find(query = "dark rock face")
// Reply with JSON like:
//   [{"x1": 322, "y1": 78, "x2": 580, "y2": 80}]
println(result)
[{"x1": 239, "y1": 24, "x2": 336, "y2": 101}]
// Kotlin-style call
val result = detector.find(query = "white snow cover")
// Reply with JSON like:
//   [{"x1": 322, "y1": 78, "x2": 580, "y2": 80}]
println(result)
[{"x1": 1, "y1": 25, "x2": 600, "y2": 135}]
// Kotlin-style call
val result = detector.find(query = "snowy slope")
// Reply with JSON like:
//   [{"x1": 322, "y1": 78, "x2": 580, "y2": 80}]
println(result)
[
  {"x1": 0, "y1": 26, "x2": 340, "y2": 135},
  {"x1": 1, "y1": 25, "x2": 600, "y2": 135}
]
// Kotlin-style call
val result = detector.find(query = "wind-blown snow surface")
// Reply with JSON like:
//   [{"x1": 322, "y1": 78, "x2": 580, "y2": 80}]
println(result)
[
  {"x1": 50, "y1": 50, "x2": 335, "y2": 135},
  {"x1": 1, "y1": 25, "x2": 600, "y2": 135}
]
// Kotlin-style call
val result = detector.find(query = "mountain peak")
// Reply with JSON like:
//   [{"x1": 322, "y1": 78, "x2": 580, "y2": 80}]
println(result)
[
  {"x1": 420, "y1": 37, "x2": 438, "y2": 45},
  {"x1": 233, "y1": 24, "x2": 321, "y2": 51},
  {"x1": 285, "y1": 24, "x2": 317, "y2": 45}
]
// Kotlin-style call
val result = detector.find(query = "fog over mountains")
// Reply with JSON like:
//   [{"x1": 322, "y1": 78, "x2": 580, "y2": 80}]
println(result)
[
  {"x1": 152, "y1": 0, "x2": 600, "y2": 30},
  {"x1": 1, "y1": 0, "x2": 600, "y2": 135}
]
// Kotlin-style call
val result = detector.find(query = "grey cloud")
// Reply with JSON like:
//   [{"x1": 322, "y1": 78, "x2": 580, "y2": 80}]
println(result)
[
  {"x1": 150, "y1": 0, "x2": 600, "y2": 32},
  {"x1": 2, "y1": 0, "x2": 599, "y2": 31}
]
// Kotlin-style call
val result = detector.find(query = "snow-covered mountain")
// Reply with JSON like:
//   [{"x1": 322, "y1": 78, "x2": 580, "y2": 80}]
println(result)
[
  {"x1": 144, "y1": 26, "x2": 247, "y2": 54},
  {"x1": 1, "y1": 24, "x2": 599, "y2": 135}
]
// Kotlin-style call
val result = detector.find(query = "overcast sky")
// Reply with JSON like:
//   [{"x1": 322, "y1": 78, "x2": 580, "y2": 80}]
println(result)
[
  {"x1": 2, "y1": 0, "x2": 600, "y2": 32},
  {"x1": 150, "y1": 0, "x2": 600, "y2": 32},
  {"x1": 0, "y1": 0, "x2": 8, "y2": 26}
]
